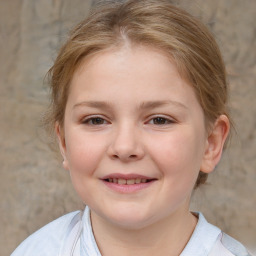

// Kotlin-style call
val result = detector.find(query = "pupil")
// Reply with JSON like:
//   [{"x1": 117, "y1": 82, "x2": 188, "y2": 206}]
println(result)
[
  {"x1": 154, "y1": 117, "x2": 166, "y2": 124},
  {"x1": 93, "y1": 118, "x2": 103, "y2": 124}
]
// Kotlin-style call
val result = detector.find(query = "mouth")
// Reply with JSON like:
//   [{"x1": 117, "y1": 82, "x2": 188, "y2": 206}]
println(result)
[
  {"x1": 104, "y1": 178, "x2": 155, "y2": 185},
  {"x1": 101, "y1": 173, "x2": 157, "y2": 193}
]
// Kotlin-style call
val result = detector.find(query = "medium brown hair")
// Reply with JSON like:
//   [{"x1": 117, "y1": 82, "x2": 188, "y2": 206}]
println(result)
[{"x1": 46, "y1": 0, "x2": 230, "y2": 187}]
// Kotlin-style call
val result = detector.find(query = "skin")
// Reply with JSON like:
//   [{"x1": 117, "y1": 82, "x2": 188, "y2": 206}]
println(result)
[{"x1": 56, "y1": 45, "x2": 229, "y2": 256}]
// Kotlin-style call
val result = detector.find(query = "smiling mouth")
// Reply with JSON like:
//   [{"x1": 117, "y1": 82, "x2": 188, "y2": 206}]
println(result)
[{"x1": 104, "y1": 178, "x2": 155, "y2": 185}]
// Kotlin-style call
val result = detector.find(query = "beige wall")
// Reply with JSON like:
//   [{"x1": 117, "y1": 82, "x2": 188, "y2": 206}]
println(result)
[{"x1": 0, "y1": 0, "x2": 255, "y2": 255}]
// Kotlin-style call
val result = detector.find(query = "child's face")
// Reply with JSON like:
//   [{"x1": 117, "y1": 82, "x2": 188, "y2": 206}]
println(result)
[{"x1": 58, "y1": 45, "x2": 213, "y2": 229}]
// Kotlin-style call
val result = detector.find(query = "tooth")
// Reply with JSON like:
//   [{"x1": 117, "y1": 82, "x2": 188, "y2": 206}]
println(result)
[
  {"x1": 113, "y1": 178, "x2": 118, "y2": 183},
  {"x1": 127, "y1": 179, "x2": 135, "y2": 185},
  {"x1": 135, "y1": 178, "x2": 141, "y2": 184},
  {"x1": 118, "y1": 178, "x2": 126, "y2": 185},
  {"x1": 141, "y1": 179, "x2": 147, "y2": 183},
  {"x1": 108, "y1": 178, "x2": 113, "y2": 183}
]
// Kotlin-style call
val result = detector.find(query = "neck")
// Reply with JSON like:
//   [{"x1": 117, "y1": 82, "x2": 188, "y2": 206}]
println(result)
[{"x1": 90, "y1": 206, "x2": 198, "y2": 256}]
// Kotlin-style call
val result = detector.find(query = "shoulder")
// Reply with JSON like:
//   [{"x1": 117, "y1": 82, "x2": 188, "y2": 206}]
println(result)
[
  {"x1": 11, "y1": 211, "x2": 81, "y2": 256},
  {"x1": 206, "y1": 227, "x2": 252, "y2": 256},
  {"x1": 217, "y1": 232, "x2": 253, "y2": 256},
  {"x1": 181, "y1": 212, "x2": 253, "y2": 256}
]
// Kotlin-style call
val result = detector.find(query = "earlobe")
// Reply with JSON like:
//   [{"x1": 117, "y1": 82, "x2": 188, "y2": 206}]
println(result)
[
  {"x1": 200, "y1": 115, "x2": 230, "y2": 173},
  {"x1": 55, "y1": 122, "x2": 69, "y2": 170}
]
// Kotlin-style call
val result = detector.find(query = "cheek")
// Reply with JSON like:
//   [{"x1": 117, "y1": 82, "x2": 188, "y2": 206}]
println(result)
[
  {"x1": 65, "y1": 130, "x2": 105, "y2": 176},
  {"x1": 148, "y1": 131, "x2": 204, "y2": 179},
  {"x1": 150, "y1": 133, "x2": 203, "y2": 205},
  {"x1": 64, "y1": 131, "x2": 106, "y2": 204}
]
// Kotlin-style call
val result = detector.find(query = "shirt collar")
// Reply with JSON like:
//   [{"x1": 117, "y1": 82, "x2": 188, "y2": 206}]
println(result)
[
  {"x1": 180, "y1": 212, "x2": 221, "y2": 256},
  {"x1": 81, "y1": 206, "x2": 102, "y2": 255},
  {"x1": 81, "y1": 207, "x2": 221, "y2": 256}
]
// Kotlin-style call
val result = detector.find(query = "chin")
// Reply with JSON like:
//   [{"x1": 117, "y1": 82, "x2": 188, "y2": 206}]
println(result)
[
  {"x1": 110, "y1": 217, "x2": 151, "y2": 230},
  {"x1": 103, "y1": 206, "x2": 155, "y2": 230}
]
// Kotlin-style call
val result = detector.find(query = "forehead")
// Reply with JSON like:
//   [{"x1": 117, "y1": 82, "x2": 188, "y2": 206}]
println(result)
[
  {"x1": 75, "y1": 42, "x2": 186, "y2": 75},
  {"x1": 67, "y1": 45, "x2": 203, "y2": 116},
  {"x1": 72, "y1": 44, "x2": 187, "y2": 90}
]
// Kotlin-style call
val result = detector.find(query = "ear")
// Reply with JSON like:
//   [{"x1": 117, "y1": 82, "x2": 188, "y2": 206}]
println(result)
[
  {"x1": 200, "y1": 115, "x2": 230, "y2": 174},
  {"x1": 55, "y1": 122, "x2": 69, "y2": 170}
]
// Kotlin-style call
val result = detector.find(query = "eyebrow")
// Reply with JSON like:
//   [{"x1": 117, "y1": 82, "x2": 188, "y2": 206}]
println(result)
[
  {"x1": 73, "y1": 100, "x2": 188, "y2": 110},
  {"x1": 73, "y1": 101, "x2": 112, "y2": 110},
  {"x1": 139, "y1": 100, "x2": 188, "y2": 110}
]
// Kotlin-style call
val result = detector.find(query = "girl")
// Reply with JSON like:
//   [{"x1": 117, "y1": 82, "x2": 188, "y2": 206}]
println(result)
[{"x1": 11, "y1": 0, "x2": 252, "y2": 255}]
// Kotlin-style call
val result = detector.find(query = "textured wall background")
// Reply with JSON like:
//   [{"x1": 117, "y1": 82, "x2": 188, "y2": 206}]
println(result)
[{"x1": 0, "y1": 0, "x2": 255, "y2": 255}]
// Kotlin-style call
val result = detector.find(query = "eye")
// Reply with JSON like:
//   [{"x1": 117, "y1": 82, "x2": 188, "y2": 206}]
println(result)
[
  {"x1": 82, "y1": 116, "x2": 108, "y2": 125},
  {"x1": 148, "y1": 116, "x2": 174, "y2": 125}
]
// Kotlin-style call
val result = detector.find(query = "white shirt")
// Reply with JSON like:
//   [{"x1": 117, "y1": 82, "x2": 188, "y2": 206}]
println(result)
[{"x1": 11, "y1": 206, "x2": 252, "y2": 256}]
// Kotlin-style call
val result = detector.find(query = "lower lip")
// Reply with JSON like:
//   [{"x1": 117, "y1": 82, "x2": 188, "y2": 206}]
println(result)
[{"x1": 102, "y1": 180, "x2": 156, "y2": 193}]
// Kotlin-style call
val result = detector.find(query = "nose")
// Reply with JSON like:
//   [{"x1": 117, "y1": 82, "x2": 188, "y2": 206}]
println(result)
[{"x1": 107, "y1": 123, "x2": 145, "y2": 162}]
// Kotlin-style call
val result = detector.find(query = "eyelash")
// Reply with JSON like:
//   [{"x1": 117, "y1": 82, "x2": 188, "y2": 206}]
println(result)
[
  {"x1": 147, "y1": 116, "x2": 175, "y2": 125},
  {"x1": 82, "y1": 116, "x2": 108, "y2": 125},
  {"x1": 81, "y1": 115, "x2": 175, "y2": 126}
]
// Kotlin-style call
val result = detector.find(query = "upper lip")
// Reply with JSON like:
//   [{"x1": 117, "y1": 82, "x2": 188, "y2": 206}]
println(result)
[{"x1": 101, "y1": 173, "x2": 156, "y2": 180}]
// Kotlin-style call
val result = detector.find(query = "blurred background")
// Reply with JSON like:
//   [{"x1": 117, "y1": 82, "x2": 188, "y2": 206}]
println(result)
[{"x1": 0, "y1": 0, "x2": 255, "y2": 255}]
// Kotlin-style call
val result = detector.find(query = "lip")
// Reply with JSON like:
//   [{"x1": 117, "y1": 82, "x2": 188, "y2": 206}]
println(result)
[
  {"x1": 101, "y1": 173, "x2": 155, "y2": 180},
  {"x1": 101, "y1": 173, "x2": 157, "y2": 193}
]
